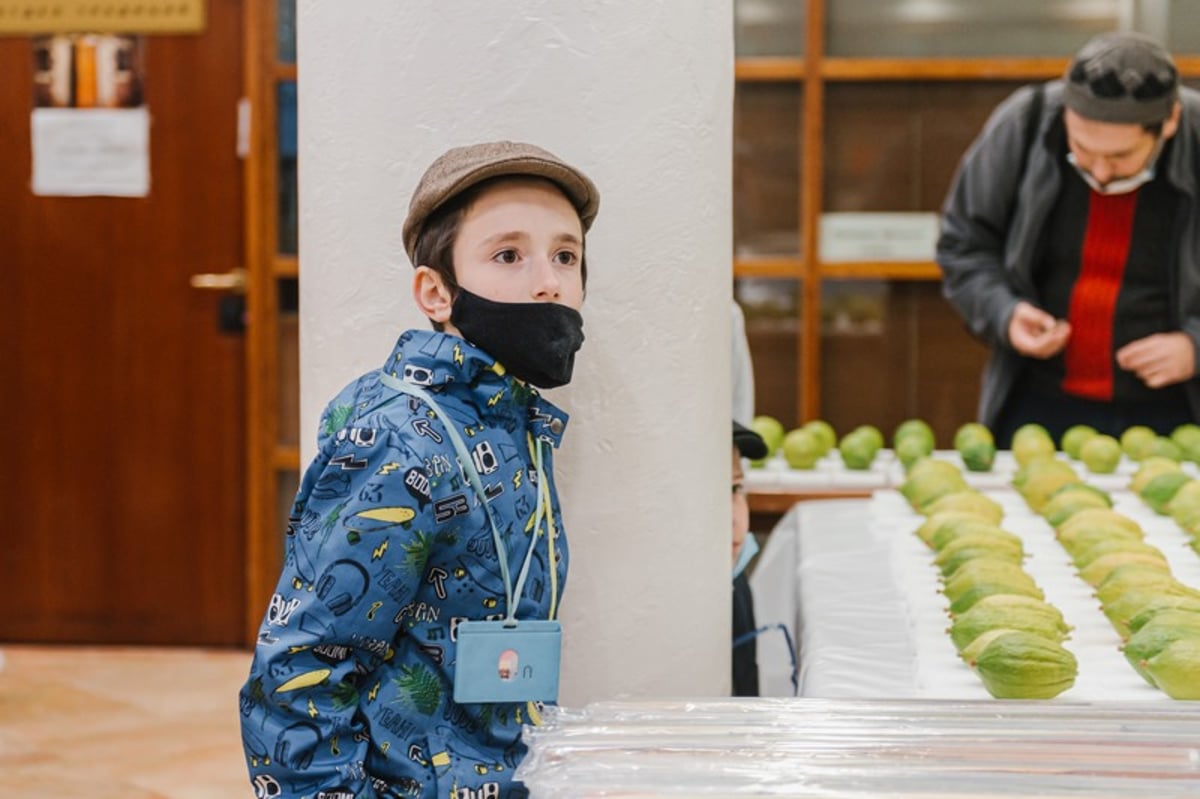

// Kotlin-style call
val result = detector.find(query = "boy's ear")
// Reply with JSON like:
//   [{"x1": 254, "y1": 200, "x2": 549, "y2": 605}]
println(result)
[{"x1": 412, "y1": 266, "x2": 454, "y2": 324}]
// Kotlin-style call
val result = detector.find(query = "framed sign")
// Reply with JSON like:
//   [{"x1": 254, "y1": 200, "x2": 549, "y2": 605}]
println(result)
[
  {"x1": 0, "y1": 1, "x2": 205, "y2": 34},
  {"x1": 819, "y1": 212, "x2": 941, "y2": 263}
]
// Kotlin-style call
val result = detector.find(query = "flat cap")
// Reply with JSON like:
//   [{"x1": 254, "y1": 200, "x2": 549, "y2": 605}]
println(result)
[
  {"x1": 1063, "y1": 32, "x2": 1178, "y2": 125},
  {"x1": 402, "y1": 140, "x2": 600, "y2": 263}
]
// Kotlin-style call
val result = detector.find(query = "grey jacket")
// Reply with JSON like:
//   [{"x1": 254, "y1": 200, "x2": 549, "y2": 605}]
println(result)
[{"x1": 936, "y1": 80, "x2": 1200, "y2": 426}]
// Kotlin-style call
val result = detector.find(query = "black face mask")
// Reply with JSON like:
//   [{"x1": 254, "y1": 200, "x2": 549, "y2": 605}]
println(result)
[{"x1": 450, "y1": 288, "x2": 585, "y2": 389}]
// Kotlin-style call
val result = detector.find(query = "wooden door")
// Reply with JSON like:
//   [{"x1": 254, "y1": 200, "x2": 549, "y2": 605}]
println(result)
[{"x1": 0, "y1": 1, "x2": 247, "y2": 645}]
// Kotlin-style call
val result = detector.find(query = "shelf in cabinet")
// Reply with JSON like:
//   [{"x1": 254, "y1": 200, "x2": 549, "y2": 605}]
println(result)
[
  {"x1": 735, "y1": 57, "x2": 805, "y2": 82},
  {"x1": 820, "y1": 260, "x2": 941, "y2": 280},
  {"x1": 738, "y1": 56, "x2": 1200, "y2": 84},
  {"x1": 273, "y1": 256, "x2": 298, "y2": 278},
  {"x1": 272, "y1": 445, "x2": 300, "y2": 471},
  {"x1": 821, "y1": 57, "x2": 1067, "y2": 81}
]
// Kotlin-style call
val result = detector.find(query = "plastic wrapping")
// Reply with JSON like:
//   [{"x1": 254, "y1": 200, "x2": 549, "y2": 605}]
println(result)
[{"x1": 517, "y1": 698, "x2": 1200, "y2": 797}]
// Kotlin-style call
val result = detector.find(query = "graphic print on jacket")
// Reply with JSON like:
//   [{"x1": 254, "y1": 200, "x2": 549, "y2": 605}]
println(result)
[{"x1": 239, "y1": 330, "x2": 570, "y2": 799}]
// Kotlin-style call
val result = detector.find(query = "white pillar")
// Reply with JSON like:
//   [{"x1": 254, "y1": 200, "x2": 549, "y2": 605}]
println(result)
[{"x1": 298, "y1": 1, "x2": 734, "y2": 702}]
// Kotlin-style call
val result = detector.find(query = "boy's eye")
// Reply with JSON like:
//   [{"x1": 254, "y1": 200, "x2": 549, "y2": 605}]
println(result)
[
  {"x1": 554, "y1": 250, "x2": 579, "y2": 266},
  {"x1": 494, "y1": 249, "x2": 519, "y2": 264}
]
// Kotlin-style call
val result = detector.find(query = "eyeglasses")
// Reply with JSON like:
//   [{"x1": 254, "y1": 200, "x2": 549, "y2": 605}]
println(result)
[{"x1": 1068, "y1": 60, "x2": 1177, "y2": 101}]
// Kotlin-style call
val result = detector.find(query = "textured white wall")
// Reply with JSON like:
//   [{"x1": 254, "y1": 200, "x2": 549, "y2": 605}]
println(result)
[{"x1": 298, "y1": 1, "x2": 734, "y2": 702}]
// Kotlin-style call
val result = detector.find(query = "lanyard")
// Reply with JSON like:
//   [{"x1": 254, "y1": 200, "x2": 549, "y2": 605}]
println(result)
[{"x1": 378, "y1": 373, "x2": 548, "y2": 625}]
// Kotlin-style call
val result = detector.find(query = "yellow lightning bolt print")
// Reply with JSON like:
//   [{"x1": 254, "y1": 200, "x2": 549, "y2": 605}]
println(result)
[
  {"x1": 513, "y1": 469, "x2": 522, "y2": 489},
  {"x1": 330, "y1": 735, "x2": 340, "y2": 756},
  {"x1": 377, "y1": 462, "x2": 401, "y2": 475},
  {"x1": 287, "y1": 645, "x2": 311, "y2": 655},
  {"x1": 368, "y1": 681, "x2": 381, "y2": 702},
  {"x1": 453, "y1": 343, "x2": 464, "y2": 366},
  {"x1": 381, "y1": 741, "x2": 390, "y2": 755},
  {"x1": 372, "y1": 540, "x2": 389, "y2": 560},
  {"x1": 487, "y1": 389, "x2": 506, "y2": 407},
  {"x1": 307, "y1": 699, "x2": 318, "y2": 718}
]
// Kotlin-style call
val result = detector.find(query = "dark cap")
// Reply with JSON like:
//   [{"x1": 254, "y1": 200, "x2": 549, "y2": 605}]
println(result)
[
  {"x1": 402, "y1": 140, "x2": 600, "y2": 263},
  {"x1": 733, "y1": 421, "x2": 768, "y2": 460},
  {"x1": 1063, "y1": 32, "x2": 1178, "y2": 125}
]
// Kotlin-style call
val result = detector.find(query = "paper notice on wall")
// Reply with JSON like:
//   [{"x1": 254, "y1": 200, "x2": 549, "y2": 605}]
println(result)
[{"x1": 31, "y1": 107, "x2": 150, "y2": 197}]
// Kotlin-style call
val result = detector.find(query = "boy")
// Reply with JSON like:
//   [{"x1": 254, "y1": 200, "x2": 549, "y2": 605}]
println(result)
[
  {"x1": 239, "y1": 141, "x2": 599, "y2": 799},
  {"x1": 731, "y1": 421, "x2": 766, "y2": 696}
]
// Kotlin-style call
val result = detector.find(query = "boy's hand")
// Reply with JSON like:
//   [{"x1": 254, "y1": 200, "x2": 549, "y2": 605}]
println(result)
[
  {"x1": 1116, "y1": 332, "x2": 1196, "y2": 388},
  {"x1": 1008, "y1": 301, "x2": 1071, "y2": 359}
]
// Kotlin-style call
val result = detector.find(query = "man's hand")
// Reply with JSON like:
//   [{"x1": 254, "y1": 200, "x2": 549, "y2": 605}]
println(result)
[
  {"x1": 1116, "y1": 332, "x2": 1196, "y2": 388},
  {"x1": 1008, "y1": 301, "x2": 1071, "y2": 358}
]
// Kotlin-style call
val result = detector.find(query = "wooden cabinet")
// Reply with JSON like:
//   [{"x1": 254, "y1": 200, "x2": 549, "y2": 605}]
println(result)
[{"x1": 733, "y1": 0, "x2": 1200, "y2": 440}]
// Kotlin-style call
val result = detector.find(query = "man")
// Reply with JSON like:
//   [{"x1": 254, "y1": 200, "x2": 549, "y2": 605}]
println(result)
[{"x1": 937, "y1": 32, "x2": 1200, "y2": 447}]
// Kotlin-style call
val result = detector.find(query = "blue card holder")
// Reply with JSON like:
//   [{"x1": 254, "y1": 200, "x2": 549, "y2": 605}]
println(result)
[{"x1": 453, "y1": 619, "x2": 562, "y2": 704}]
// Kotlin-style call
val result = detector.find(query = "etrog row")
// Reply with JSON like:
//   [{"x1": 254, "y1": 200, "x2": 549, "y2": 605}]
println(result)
[
  {"x1": 749, "y1": 414, "x2": 1200, "y2": 474},
  {"x1": 901, "y1": 455, "x2": 1200, "y2": 699}
]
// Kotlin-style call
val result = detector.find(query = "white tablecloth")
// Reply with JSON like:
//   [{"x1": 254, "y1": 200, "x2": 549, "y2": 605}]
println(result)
[{"x1": 750, "y1": 490, "x2": 1200, "y2": 701}]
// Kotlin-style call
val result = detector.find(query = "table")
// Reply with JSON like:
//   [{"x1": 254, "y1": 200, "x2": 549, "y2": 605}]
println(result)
[{"x1": 749, "y1": 489, "x2": 1200, "y2": 700}]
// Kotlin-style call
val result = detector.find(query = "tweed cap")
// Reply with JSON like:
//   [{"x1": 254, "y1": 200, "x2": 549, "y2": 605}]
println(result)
[
  {"x1": 402, "y1": 140, "x2": 600, "y2": 262},
  {"x1": 1063, "y1": 32, "x2": 1178, "y2": 124}
]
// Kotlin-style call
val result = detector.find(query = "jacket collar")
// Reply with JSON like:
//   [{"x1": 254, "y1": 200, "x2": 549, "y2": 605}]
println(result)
[
  {"x1": 1164, "y1": 92, "x2": 1198, "y2": 199},
  {"x1": 381, "y1": 329, "x2": 569, "y2": 447}
]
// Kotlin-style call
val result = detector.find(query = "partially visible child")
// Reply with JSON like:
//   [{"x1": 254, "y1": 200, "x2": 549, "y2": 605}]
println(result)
[
  {"x1": 239, "y1": 141, "x2": 599, "y2": 799},
  {"x1": 731, "y1": 420, "x2": 767, "y2": 696}
]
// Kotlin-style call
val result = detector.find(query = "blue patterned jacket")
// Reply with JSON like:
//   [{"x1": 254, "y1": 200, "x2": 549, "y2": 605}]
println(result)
[{"x1": 239, "y1": 329, "x2": 570, "y2": 799}]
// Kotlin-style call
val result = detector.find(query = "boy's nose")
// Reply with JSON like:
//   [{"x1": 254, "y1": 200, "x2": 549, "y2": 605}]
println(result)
[{"x1": 531, "y1": 257, "x2": 561, "y2": 301}]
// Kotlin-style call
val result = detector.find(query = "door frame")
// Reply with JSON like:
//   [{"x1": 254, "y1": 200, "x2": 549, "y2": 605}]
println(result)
[{"x1": 242, "y1": 0, "x2": 297, "y2": 643}]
